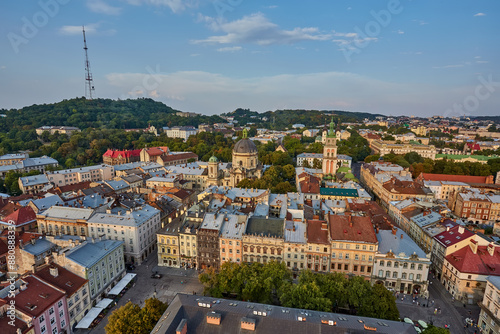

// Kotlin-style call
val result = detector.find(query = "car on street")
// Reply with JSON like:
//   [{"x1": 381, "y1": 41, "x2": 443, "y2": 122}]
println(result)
[{"x1": 151, "y1": 273, "x2": 162, "y2": 279}]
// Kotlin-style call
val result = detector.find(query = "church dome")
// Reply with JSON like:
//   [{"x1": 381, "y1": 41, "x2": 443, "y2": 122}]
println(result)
[
  {"x1": 209, "y1": 155, "x2": 218, "y2": 163},
  {"x1": 233, "y1": 138, "x2": 257, "y2": 154}
]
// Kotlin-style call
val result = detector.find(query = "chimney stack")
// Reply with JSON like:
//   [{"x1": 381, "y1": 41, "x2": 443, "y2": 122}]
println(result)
[{"x1": 400, "y1": 233, "x2": 403, "y2": 239}]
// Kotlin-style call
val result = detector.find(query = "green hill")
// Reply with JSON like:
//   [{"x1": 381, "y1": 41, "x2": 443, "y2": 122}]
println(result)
[{"x1": 0, "y1": 97, "x2": 223, "y2": 131}]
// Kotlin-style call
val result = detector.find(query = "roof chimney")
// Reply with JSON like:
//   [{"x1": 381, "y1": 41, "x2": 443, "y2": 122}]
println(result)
[
  {"x1": 458, "y1": 226, "x2": 464, "y2": 234},
  {"x1": 469, "y1": 239, "x2": 478, "y2": 254},
  {"x1": 487, "y1": 243, "x2": 495, "y2": 256},
  {"x1": 176, "y1": 319, "x2": 188, "y2": 334},
  {"x1": 49, "y1": 266, "x2": 59, "y2": 277},
  {"x1": 392, "y1": 227, "x2": 397, "y2": 235},
  {"x1": 206, "y1": 312, "x2": 221, "y2": 325},
  {"x1": 400, "y1": 233, "x2": 403, "y2": 239},
  {"x1": 241, "y1": 317, "x2": 256, "y2": 331}
]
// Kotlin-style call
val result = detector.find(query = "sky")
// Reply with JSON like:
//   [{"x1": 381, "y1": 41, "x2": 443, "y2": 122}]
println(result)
[{"x1": 0, "y1": 0, "x2": 499, "y2": 117}]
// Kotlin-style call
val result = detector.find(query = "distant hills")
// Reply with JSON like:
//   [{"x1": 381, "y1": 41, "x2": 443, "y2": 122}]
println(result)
[
  {"x1": 222, "y1": 108, "x2": 385, "y2": 130},
  {"x1": 0, "y1": 98, "x2": 223, "y2": 132}
]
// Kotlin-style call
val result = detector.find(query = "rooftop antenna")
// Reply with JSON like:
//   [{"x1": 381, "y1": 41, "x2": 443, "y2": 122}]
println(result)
[{"x1": 83, "y1": 26, "x2": 95, "y2": 100}]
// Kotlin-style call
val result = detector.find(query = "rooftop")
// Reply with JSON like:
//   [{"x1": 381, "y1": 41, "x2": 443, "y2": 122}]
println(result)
[
  {"x1": 377, "y1": 229, "x2": 428, "y2": 258},
  {"x1": 446, "y1": 244, "x2": 500, "y2": 275},
  {"x1": 328, "y1": 214, "x2": 378, "y2": 244},
  {"x1": 433, "y1": 225, "x2": 474, "y2": 248},
  {"x1": 65, "y1": 239, "x2": 123, "y2": 268},
  {"x1": 38, "y1": 206, "x2": 95, "y2": 221},
  {"x1": 35, "y1": 263, "x2": 88, "y2": 296},
  {"x1": 246, "y1": 217, "x2": 284, "y2": 238},
  {"x1": 151, "y1": 294, "x2": 415, "y2": 334}
]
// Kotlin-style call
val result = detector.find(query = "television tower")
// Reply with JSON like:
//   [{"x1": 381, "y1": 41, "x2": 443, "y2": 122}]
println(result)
[{"x1": 82, "y1": 26, "x2": 95, "y2": 100}]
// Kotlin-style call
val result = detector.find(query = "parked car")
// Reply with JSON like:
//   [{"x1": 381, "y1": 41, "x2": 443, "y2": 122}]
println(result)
[{"x1": 151, "y1": 273, "x2": 162, "y2": 279}]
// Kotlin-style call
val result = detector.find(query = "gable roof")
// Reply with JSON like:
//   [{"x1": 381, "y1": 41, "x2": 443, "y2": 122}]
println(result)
[
  {"x1": 35, "y1": 263, "x2": 88, "y2": 297},
  {"x1": 103, "y1": 149, "x2": 142, "y2": 158},
  {"x1": 2, "y1": 206, "x2": 36, "y2": 226},
  {"x1": 446, "y1": 245, "x2": 500, "y2": 275}
]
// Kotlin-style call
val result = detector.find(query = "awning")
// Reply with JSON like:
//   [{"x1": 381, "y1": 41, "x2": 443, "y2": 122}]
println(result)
[
  {"x1": 96, "y1": 298, "x2": 114, "y2": 309},
  {"x1": 107, "y1": 273, "x2": 137, "y2": 296},
  {"x1": 75, "y1": 307, "x2": 105, "y2": 329}
]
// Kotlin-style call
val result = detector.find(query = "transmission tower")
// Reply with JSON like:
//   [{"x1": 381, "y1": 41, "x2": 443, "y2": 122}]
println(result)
[{"x1": 82, "y1": 26, "x2": 95, "y2": 100}]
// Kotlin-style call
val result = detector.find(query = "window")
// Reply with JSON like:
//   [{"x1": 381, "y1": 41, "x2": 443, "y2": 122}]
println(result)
[
  {"x1": 393, "y1": 271, "x2": 398, "y2": 278},
  {"x1": 49, "y1": 307, "x2": 54, "y2": 315},
  {"x1": 345, "y1": 254, "x2": 349, "y2": 259},
  {"x1": 39, "y1": 315, "x2": 45, "y2": 323},
  {"x1": 41, "y1": 325, "x2": 46, "y2": 333},
  {"x1": 410, "y1": 263, "x2": 415, "y2": 270},
  {"x1": 417, "y1": 274, "x2": 421, "y2": 280},
  {"x1": 380, "y1": 260, "x2": 384, "y2": 266},
  {"x1": 402, "y1": 273, "x2": 407, "y2": 279},
  {"x1": 50, "y1": 317, "x2": 55, "y2": 325},
  {"x1": 409, "y1": 273, "x2": 414, "y2": 280},
  {"x1": 355, "y1": 244, "x2": 360, "y2": 250},
  {"x1": 58, "y1": 300, "x2": 63, "y2": 308},
  {"x1": 59, "y1": 310, "x2": 64, "y2": 318},
  {"x1": 386, "y1": 271, "x2": 390, "y2": 277},
  {"x1": 344, "y1": 264, "x2": 348, "y2": 270},
  {"x1": 387, "y1": 261, "x2": 392, "y2": 267},
  {"x1": 332, "y1": 253, "x2": 336, "y2": 259},
  {"x1": 61, "y1": 319, "x2": 66, "y2": 328},
  {"x1": 466, "y1": 282, "x2": 470, "y2": 287},
  {"x1": 52, "y1": 327, "x2": 58, "y2": 334},
  {"x1": 418, "y1": 264, "x2": 423, "y2": 270}
]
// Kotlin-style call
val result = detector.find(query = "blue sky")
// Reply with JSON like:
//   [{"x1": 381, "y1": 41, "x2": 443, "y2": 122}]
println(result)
[{"x1": 1, "y1": 0, "x2": 499, "y2": 117}]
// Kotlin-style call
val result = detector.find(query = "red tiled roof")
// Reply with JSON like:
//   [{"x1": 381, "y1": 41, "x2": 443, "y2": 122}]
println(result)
[
  {"x1": 0, "y1": 308, "x2": 31, "y2": 334},
  {"x1": 0, "y1": 202, "x2": 21, "y2": 220},
  {"x1": 1, "y1": 275, "x2": 65, "y2": 317},
  {"x1": 146, "y1": 147, "x2": 166, "y2": 156},
  {"x1": 328, "y1": 213, "x2": 378, "y2": 243},
  {"x1": 433, "y1": 225, "x2": 474, "y2": 248},
  {"x1": 299, "y1": 174, "x2": 320, "y2": 194},
  {"x1": 35, "y1": 263, "x2": 88, "y2": 297},
  {"x1": 160, "y1": 152, "x2": 198, "y2": 162},
  {"x1": 306, "y1": 220, "x2": 330, "y2": 245},
  {"x1": 103, "y1": 149, "x2": 141, "y2": 158},
  {"x1": 0, "y1": 231, "x2": 42, "y2": 247},
  {"x1": 0, "y1": 239, "x2": 8, "y2": 255},
  {"x1": 418, "y1": 173, "x2": 490, "y2": 184},
  {"x1": 466, "y1": 143, "x2": 481, "y2": 151},
  {"x1": 347, "y1": 200, "x2": 395, "y2": 230},
  {"x1": 383, "y1": 178, "x2": 428, "y2": 195},
  {"x1": 446, "y1": 245, "x2": 500, "y2": 275},
  {"x1": 3, "y1": 206, "x2": 36, "y2": 226}
]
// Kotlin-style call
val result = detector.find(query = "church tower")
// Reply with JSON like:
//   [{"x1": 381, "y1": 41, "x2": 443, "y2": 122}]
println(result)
[
  {"x1": 322, "y1": 117, "x2": 338, "y2": 176},
  {"x1": 207, "y1": 155, "x2": 219, "y2": 186}
]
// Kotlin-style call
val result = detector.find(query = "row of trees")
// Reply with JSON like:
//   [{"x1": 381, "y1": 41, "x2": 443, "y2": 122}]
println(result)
[
  {"x1": 198, "y1": 261, "x2": 400, "y2": 321},
  {"x1": 237, "y1": 165, "x2": 296, "y2": 194},
  {"x1": 365, "y1": 152, "x2": 500, "y2": 178}
]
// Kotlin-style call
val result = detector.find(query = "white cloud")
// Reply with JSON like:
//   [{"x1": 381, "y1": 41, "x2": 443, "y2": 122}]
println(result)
[
  {"x1": 347, "y1": 6, "x2": 352, "y2": 10},
  {"x1": 59, "y1": 23, "x2": 116, "y2": 36},
  {"x1": 87, "y1": 0, "x2": 122, "y2": 15},
  {"x1": 331, "y1": 30, "x2": 378, "y2": 50},
  {"x1": 474, "y1": 12, "x2": 486, "y2": 17},
  {"x1": 266, "y1": 5, "x2": 278, "y2": 9},
  {"x1": 217, "y1": 46, "x2": 242, "y2": 52},
  {"x1": 412, "y1": 19, "x2": 429, "y2": 25},
  {"x1": 192, "y1": 13, "x2": 331, "y2": 45},
  {"x1": 0, "y1": 66, "x2": 6, "y2": 70},
  {"x1": 476, "y1": 60, "x2": 489, "y2": 64},
  {"x1": 124, "y1": 0, "x2": 197, "y2": 13},
  {"x1": 432, "y1": 64, "x2": 464, "y2": 69},
  {"x1": 396, "y1": 30, "x2": 404, "y2": 34}
]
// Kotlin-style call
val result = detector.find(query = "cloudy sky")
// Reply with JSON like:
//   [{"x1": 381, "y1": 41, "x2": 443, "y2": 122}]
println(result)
[{"x1": 1, "y1": 0, "x2": 499, "y2": 117}]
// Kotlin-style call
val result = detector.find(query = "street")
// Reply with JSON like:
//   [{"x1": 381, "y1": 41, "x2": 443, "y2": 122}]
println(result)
[
  {"x1": 79, "y1": 253, "x2": 204, "y2": 334},
  {"x1": 395, "y1": 274, "x2": 481, "y2": 333}
]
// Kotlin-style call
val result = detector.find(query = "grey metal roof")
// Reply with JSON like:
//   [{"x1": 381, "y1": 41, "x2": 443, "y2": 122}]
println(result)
[
  {"x1": 66, "y1": 239, "x2": 123, "y2": 268},
  {"x1": 19, "y1": 174, "x2": 49, "y2": 187},
  {"x1": 219, "y1": 214, "x2": 247, "y2": 239},
  {"x1": 487, "y1": 276, "x2": 500, "y2": 290},
  {"x1": 21, "y1": 237, "x2": 54, "y2": 256},
  {"x1": 39, "y1": 206, "x2": 95, "y2": 221},
  {"x1": 88, "y1": 205, "x2": 159, "y2": 227},
  {"x1": 30, "y1": 195, "x2": 64, "y2": 211},
  {"x1": 151, "y1": 294, "x2": 416, "y2": 334},
  {"x1": 377, "y1": 229, "x2": 427, "y2": 258}
]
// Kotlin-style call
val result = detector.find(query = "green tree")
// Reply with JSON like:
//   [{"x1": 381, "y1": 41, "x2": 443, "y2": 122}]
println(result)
[
  {"x1": 141, "y1": 298, "x2": 168, "y2": 331},
  {"x1": 302, "y1": 160, "x2": 311, "y2": 168},
  {"x1": 364, "y1": 154, "x2": 380, "y2": 163},
  {"x1": 423, "y1": 325, "x2": 450, "y2": 333},
  {"x1": 312, "y1": 158, "x2": 322, "y2": 169},
  {"x1": 105, "y1": 302, "x2": 143, "y2": 334}
]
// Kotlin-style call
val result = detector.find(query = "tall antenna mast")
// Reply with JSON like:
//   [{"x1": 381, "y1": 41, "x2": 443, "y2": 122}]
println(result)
[{"x1": 82, "y1": 26, "x2": 95, "y2": 100}]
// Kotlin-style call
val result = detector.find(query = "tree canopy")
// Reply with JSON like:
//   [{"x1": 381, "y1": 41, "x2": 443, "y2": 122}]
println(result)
[
  {"x1": 199, "y1": 262, "x2": 399, "y2": 321},
  {"x1": 105, "y1": 297, "x2": 168, "y2": 334}
]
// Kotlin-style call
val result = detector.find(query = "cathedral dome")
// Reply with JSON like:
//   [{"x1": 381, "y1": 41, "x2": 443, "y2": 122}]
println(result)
[
  {"x1": 209, "y1": 155, "x2": 218, "y2": 163},
  {"x1": 233, "y1": 138, "x2": 257, "y2": 154}
]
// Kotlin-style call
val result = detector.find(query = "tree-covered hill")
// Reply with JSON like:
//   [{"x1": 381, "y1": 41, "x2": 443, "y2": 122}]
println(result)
[
  {"x1": 0, "y1": 97, "x2": 224, "y2": 131},
  {"x1": 223, "y1": 108, "x2": 385, "y2": 129}
]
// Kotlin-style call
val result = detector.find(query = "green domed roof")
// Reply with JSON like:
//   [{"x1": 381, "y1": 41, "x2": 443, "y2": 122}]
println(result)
[{"x1": 209, "y1": 155, "x2": 218, "y2": 163}]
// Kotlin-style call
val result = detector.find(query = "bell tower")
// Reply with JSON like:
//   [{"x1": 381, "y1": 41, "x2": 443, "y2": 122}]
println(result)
[
  {"x1": 322, "y1": 117, "x2": 338, "y2": 176},
  {"x1": 207, "y1": 155, "x2": 219, "y2": 186}
]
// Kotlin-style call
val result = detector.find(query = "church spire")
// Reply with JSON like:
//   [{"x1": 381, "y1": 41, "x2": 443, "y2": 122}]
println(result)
[{"x1": 242, "y1": 128, "x2": 248, "y2": 139}]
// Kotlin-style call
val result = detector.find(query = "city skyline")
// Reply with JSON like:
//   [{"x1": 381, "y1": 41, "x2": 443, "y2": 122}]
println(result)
[{"x1": 1, "y1": 0, "x2": 499, "y2": 117}]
